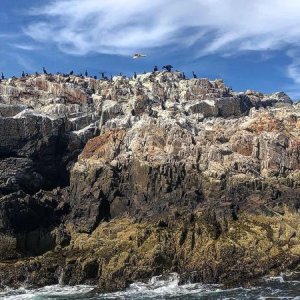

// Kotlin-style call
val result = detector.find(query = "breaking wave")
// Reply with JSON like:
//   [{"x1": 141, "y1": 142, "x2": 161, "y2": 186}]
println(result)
[{"x1": 1, "y1": 272, "x2": 300, "y2": 299}]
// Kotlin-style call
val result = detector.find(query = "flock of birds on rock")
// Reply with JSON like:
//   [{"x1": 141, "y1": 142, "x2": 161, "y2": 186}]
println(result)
[
  {"x1": 0, "y1": 66, "x2": 199, "y2": 82},
  {"x1": 0, "y1": 53, "x2": 201, "y2": 82}
]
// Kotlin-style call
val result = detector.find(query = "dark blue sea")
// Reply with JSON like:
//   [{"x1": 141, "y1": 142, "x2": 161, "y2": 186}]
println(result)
[{"x1": 1, "y1": 273, "x2": 300, "y2": 299}]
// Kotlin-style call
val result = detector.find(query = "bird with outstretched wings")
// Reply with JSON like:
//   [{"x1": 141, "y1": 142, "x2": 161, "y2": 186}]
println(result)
[{"x1": 133, "y1": 53, "x2": 147, "y2": 59}]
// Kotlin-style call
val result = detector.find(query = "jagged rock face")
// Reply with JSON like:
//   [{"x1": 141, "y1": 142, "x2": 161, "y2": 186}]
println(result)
[
  {"x1": 0, "y1": 71, "x2": 299, "y2": 291},
  {"x1": 70, "y1": 107, "x2": 300, "y2": 232}
]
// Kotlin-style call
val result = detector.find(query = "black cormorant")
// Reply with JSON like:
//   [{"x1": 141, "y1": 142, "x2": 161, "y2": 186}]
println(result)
[
  {"x1": 192, "y1": 71, "x2": 197, "y2": 78},
  {"x1": 154, "y1": 66, "x2": 158, "y2": 72},
  {"x1": 163, "y1": 65, "x2": 173, "y2": 72},
  {"x1": 43, "y1": 67, "x2": 48, "y2": 75}
]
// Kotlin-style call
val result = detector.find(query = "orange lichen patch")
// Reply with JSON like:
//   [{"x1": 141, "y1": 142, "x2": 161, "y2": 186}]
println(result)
[
  {"x1": 230, "y1": 133, "x2": 253, "y2": 156},
  {"x1": 80, "y1": 129, "x2": 126, "y2": 160},
  {"x1": 246, "y1": 113, "x2": 283, "y2": 134}
]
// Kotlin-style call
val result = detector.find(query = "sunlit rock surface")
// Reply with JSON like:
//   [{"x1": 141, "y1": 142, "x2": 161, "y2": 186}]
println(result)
[{"x1": 0, "y1": 71, "x2": 299, "y2": 292}]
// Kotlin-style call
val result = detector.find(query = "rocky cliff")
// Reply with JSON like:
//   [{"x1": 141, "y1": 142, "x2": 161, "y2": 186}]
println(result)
[{"x1": 0, "y1": 71, "x2": 299, "y2": 291}]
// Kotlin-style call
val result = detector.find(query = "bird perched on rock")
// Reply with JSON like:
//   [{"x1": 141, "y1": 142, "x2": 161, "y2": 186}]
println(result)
[
  {"x1": 1, "y1": 72, "x2": 4, "y2": 80},
  {"x1": 133, "y1": 72, "x2": 137, "y2": 79},
  {"x1": 85, "y1": 70, "x2": 88, "y2": 77},
  {"x1": 133, "y1": 53, "x2": 147, "y2": 59},
  {"x1": 21, "y1": 71, "x2": 25, "y2": 77},
  {"x1": 94, "y1": 75, "x2": 97, "y2": 79},
  {"x1": 192, "y1": 71, "x2": 197, "y2": 78},
  {"x1": 100, "y1": 72, "x2": 106, "y2": 79},
  {"x1": 163, "y1": 65, "x2": 173, "y2": 72},
  {"x1": 182, "y1": 72, "x2": 186, "y2": 79},
  {"x1": 43, "y1": 67, "x2": 48, "y2": 75},
  {"x1": 153, "y1": 66, "x2": 158, "y2": 72},
  {"x1": 69, "y1": 70, "x2": 74, "y2": 75}
]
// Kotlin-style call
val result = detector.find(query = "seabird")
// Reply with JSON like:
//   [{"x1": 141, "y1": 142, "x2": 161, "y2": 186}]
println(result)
[
  {"x1": 70, "y1": 70, "x2": 74, "y2": 75},
  {"x1": 133, "y1": 72, "x2": 137, "y2": 79},
  {"x1": 85, "y1": 70, "x2": 88, "y2": 77},
  {"x1": 1, "y1": 72, "x2": 4, "y2": 80},
  {"x1": 163, "y1": 65, "x2": 173, "y2": 72},
  {"x1": 21, "y1": 71, "x2": 25, "y2": 77},
  {"x1": 133, "y1": 53, "x2": 147, "y2": 59},
  {"x1": 153, "y1": 66, "x2": 158, "y2": 72},
  {"x1": 192, "y1": 71, "x2": 197, "y2": 79}
]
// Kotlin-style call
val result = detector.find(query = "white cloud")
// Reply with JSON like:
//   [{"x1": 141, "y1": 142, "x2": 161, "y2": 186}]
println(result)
[
  {"x1": 12, "y1": 43, "x2": 40, "y2": 51},
  {"x1": 23, "y1": 0, "x2": 300, "y2": 89},
  {"x1": 24, "y1": 0, "x2": 300, "y2": 57}
]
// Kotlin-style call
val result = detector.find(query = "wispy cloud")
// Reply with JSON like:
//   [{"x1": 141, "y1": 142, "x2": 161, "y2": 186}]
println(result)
[
  {"x1": 12, "y1": 43, "x2": 40, "y2": 51},
  {"x1": 19, "y1": 0, "x2": 300, "y2": 98},
  {"x1": 24, "y1": 0, "x2": 300, "y2": 57}
]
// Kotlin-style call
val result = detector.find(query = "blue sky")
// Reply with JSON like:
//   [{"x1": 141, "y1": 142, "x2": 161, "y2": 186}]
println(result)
[{"x1": 1, "y1": 0, "x2": 300, "y2": 99}]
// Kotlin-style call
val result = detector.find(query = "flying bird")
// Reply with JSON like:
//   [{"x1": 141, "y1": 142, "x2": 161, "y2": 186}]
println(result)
[{"x1": 133, "y1": 53, "x2": 147, "y2": 59}]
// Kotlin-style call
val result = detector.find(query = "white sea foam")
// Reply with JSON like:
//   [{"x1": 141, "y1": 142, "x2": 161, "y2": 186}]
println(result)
[
  {"x1": 0, "y1": 273, "x2": 299, "y2": 299},
  {"x1": 0, "y1": 284, "x2": 95, "y2": 299}
]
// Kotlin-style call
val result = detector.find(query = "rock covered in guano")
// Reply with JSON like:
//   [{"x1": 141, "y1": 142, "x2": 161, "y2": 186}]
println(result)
[{"x1": 0, "y1": 71, "x2": 299, "y2": 292}]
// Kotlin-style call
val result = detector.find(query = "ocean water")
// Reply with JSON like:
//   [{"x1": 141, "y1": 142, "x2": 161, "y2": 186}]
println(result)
[{"x1": 1, "y1": 272, "x2": 300, "y2": 300}]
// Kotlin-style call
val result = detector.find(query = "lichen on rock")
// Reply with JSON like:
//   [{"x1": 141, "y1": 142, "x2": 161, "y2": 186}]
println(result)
[{"x1": 0, "y1": 71, "x2": 299, "y2": 292}]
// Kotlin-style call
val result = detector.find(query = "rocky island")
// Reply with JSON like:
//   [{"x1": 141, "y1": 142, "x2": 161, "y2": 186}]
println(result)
[{"x1": 0, "y1": 71, "x2": 299, "y2": 292}]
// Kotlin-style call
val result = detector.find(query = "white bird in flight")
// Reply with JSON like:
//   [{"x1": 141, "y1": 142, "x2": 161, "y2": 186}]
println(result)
[{"x1": 133, "y1": 53, "x2": 147, "y2": 59}]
